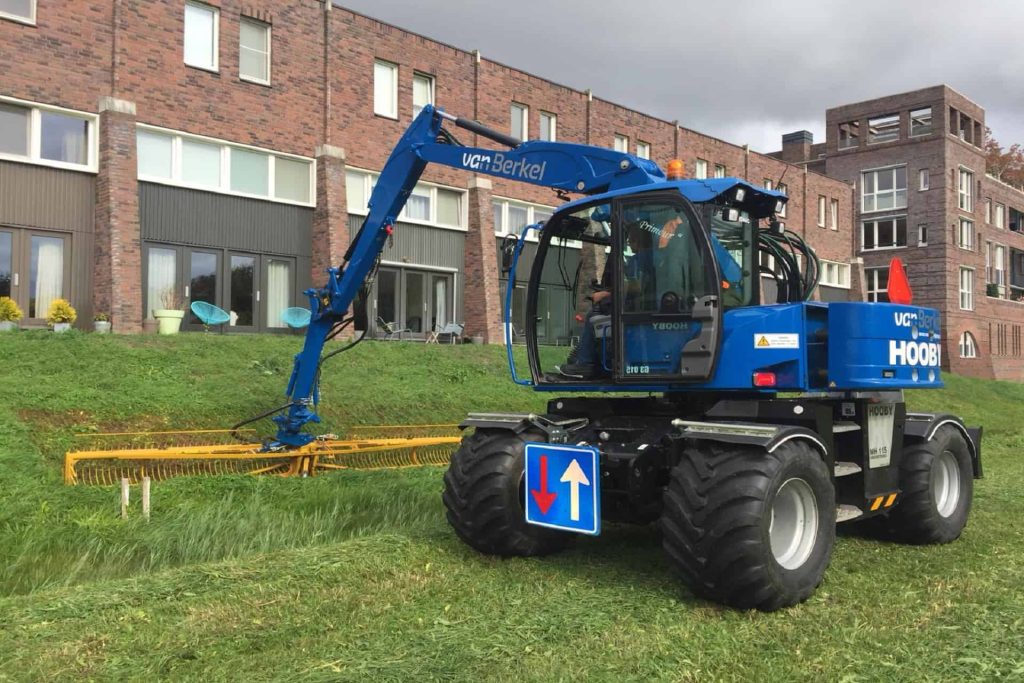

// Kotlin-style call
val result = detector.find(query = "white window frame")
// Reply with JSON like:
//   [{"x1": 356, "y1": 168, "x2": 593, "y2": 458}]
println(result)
[
  {"x1": 346, "y1": 167, "x2": 467, "y2": 231},
  {"x1": 959, "y1": 331, "x2": 978, "y2": 359},
  {"x1": 817, "y1": 195, "x2": 827, "y2": 227},
  {"x1": 238, "y1": 17, "x2": 271, "y2": 85},
  {"x1": 919, "y1": 168, "x2": 929, "y2": 191},
  {"x1": 776, "y1": 183, "x2": 788, "y2": 217},
  {"x1": 958, "y1": 167, "x2": 974, "y2": 213},
  {"x1": 538, "y1": 111, "x2": 557, "y2": 142},
  {"x1": 635, "y1": 141, "x2": 650, "y2": 160},
  {"x1": 918, "y1": 224, "x2": 928, "y2": 246},
  {"x1": 861, "y1": 216, "x2": 908, "y2": 251},
  {"x1": 861, "y1": 165, "x2": 907, "y2": 213},
  {"x1": 373, "y1": 60, "x2": 399, "y2": 119},
  {"x1": 695, "y1": 159, "x2": 708, "y2": 180},
  {"x1": 959, "y1": 267, "x2": 974, "y2": 310},
  {"x1": 510, "y1": 102, "x2": 528, "y2": 140},
  {"x1": 614, "y1": 134, "x2": 629, "y2": 153},
  {"x1": 985, "y1": 199, "x2": 992, "y2": 224},
  {"x1": 958, "y1": 217, "x2": 975, "y2": 251},
  {"x1": 412, "y1": 72, "x2": 435, "y2": 119},
  {"x1": 819, "y1": 260, "x2": 851, "y2": 289},
  {"x1": 993, "y1": 243, "x2": 1007, "y2": 295},
  {"x1": 0, "y1": 0, "x2": 35, "y2": 24},
  {"x1": 714, "y1": 164, "x2": 726, "y2": 179},
  {"x1": 0, "y1": 96, "x2": 98, "y2": 173},
  {"x1": 865, "y1": 267, "x2": 889, "y2": 302},
  {"x1": 135, "y1": 123, "x2": 315, "y2": 207},
  {"x1": 491, "y1": 197, "x2": 566, "y2": 245},
  {"x1": 995, "y1": 203, "x2": 1006, "y2": 229},
  {"x1": 183, "y1": 1, "x2": 219, "y2": 72},
  {"x1": 829, "y1": 198, "x2": 839, "y2": 230}
]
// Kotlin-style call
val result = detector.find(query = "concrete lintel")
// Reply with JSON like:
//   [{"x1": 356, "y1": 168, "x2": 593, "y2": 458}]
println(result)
[
  {"x1": 315, "y1": 144, "x2": 346, "y2": 160},
  {"x1": 98, "y1": 96, "x2": 136, "y2": 115},
  {"x1": 469, "y1": 176, "x2": 492, "y2": 190}
]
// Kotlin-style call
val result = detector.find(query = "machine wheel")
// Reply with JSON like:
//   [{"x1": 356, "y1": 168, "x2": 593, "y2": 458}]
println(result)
[
  {"x1": 661, "y1": 440, "x2": 835, "y2": 611},
  {"x1": 442, "y1": 429, "x2": 573, "y2": 557},
  {"x1": 885, "y1": 425, "x2": 973, "y2": 544}
]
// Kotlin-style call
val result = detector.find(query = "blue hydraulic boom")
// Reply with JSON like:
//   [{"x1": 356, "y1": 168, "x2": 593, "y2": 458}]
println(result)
[{"x1": 270, "y1": 105, "x2": 666, "y2": 448}]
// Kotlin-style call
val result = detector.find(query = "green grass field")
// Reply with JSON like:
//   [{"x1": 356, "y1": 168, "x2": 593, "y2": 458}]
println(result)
[{"x1": 0, "y1": 331, "x2": 1022, "y2": 681}]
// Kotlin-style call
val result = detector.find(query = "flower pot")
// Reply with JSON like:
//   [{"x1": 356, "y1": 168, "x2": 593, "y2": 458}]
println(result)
[
  {"x1": 94, "y1": 321, "x2": 112, "y2": 334},
  {"x1": 142, "y1": 318, "x2": 158, "y2": 334},
  {"x1": 0, "y1": 321, "x2": 16, "y2": 332},
  {"x1": 53, "y1": 322, "x2": 72, "y2": 333},
  {"x1": 153, "y1": 309, "x2": 185, "y2": 335},
  {"x1": 472, "y1": 335, "x2": 484, "y2": 345}
]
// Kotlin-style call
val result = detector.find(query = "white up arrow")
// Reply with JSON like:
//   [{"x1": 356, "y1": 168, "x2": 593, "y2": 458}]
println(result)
[{"x1": 559, "y1": 458, "x2": 591, "y2": 521}]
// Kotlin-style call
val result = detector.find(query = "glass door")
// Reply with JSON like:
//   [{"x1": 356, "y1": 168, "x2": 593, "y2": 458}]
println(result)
[
  {"x1": 375, "y1": 268, "x2": 399, "y2": 337},
  {"x1": 403, "y1": 270, "x2": 426, "y2": 337},
  {"x1": 263, "y1": 257, "x2": 293, "y2": 331},
  {"x1": 429, "y1": 274, "x2": 451, "y2": 334},
  {"x1": 27, "y1": 232, "x2": 68, "y2": 322},
  {"x1": 227, "y1": 253, "x2": 258, "y2": 332},
  {"x1": 186, "y1": 250, "x2": 220, "y2": 329},
  {"x1": 145, "y1": 245, "x2": 180, "y2": 318},
  {"x1": 0, "y1": 230, "x2": 14, "y2": 303}
]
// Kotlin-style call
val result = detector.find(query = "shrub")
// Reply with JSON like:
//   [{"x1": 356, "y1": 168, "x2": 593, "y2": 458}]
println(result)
[
  {"x1": 0, "y1": 296, "x2": 23, "y2": 322},
  {"x1": 94, "y1": 312, "x2": 110, "y2": 322},
  {"x1": 46, "y1": 298, "x2": 77, "y2": 325},
  {"x1": 158, "y1": 287, "x2": 184, "y2": 311}
]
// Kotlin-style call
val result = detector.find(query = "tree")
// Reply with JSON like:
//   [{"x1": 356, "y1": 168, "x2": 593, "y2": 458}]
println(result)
[{"x1": 984, "y1": 127, "x2": 1024, "y2": 188}]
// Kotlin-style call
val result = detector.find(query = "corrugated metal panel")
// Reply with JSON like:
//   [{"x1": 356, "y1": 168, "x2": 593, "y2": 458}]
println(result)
[
  {"x1": 0, "y1": 161, "x2": 94, "y2": 233},
  {"x1": 140, "y1": 183, "x2": 312, "y2": 257},
  {"x1": 347, "y1": 215, "x2": 464, "y2": 271}
]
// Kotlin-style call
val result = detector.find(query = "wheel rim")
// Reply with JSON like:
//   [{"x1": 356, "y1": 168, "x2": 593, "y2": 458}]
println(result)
[
  {"x1": 769, "y1": 478, "x2": 819, "y2": 570},
  {"x1": 932, "y1": 450, "x2": 961, "y2": 518}
]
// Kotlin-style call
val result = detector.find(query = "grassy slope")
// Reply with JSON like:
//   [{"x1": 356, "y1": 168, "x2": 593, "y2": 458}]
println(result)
[{"x1": 0, "y1": 331, "x2": 1022, "y2": 681}]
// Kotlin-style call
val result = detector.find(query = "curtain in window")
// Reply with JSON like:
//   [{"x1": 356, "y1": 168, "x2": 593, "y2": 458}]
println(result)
[
  {"x1": 405, "y1": 187, "x2": 431, "y2": 221},
  {"x1": 266, "y1": 260, "x2": 291, "y2": 328},
  {"x1": 433, "y1": 277, "x2": 447, "y2": 330},
  {"x1": 147, "y1": 249, "x2": 176, "y2": 317},
  {"x1": 33, "y1": 238, "x2": 63, "y2": 318}
]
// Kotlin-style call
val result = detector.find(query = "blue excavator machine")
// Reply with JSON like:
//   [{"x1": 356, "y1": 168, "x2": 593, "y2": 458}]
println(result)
[{"x1": 256, "y1": 105, "x2": 981, "y2": 610}]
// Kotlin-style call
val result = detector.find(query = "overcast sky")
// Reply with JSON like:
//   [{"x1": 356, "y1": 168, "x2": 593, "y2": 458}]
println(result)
[{"x1": 336, "y1": 0, "x2": 1024, "y2": 153}]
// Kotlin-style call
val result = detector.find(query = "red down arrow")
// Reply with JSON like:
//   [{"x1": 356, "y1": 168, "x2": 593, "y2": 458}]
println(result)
[{"x1": 530, "y1": 454, "x2": 557, "y2": 514}]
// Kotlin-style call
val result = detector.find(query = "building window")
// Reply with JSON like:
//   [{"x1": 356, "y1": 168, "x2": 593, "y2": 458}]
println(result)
[
  {"x1": 510, "y1": 102, "x2": 528, "y2": 140},
  {"x1": 985, "y1": 199, "x2": 992, "y2": 224},
  {"x1": 958, "y1": 218, "x2": 974, "y2": 250},
  {"x1": 0, "y1": 0, "x2": 34, "y2": 23},
  {"x1": 776, "y1": 183, "x2": 788, "y2": 217},
  {"x1": 412, "y1": 72, "x2": 434, "y2": 119},
  {"x1": 987, "y1": 243, "x2": 1006, "y2": 296},
  {"x1": 373, "y1": 60, "x2": 398, "y2": 119},
  {"x1": 0, "y1": 98, "x2": 96, "y2": 171},
  {"x1": 714, "y1": 164, "x2": 726, "y2": 178},
  {"x1": 861, "y1": 166, "x2": 907, "y2": 212},
  {"x1": 346, "y1": 168, "x2": 465, "y2": 228},
  {"x1": 136, "y1": 126, "x2": 313, "y2": 206},
  {"x1": 861, "y1": 216, "x2": 907, "y2": 250},
  {"x1": 830, "y1": 198, "x2": 839, "y2": 230},
  {"x1": 958, "y1": 168, "x2": 974, "y2": 212},
  {"x1": 910, "y1": 107, "x2": 932, "y2": 136},
  {"x1": 184, "y1": 2, "x2": 219, "y2": 72},
  {"x1": 820, "y1": 260, "x2": 851, "y2": 288},
  {"x1": 919, "y1": 168, "x2": 929, "y2": 191},
  {"x1": 539, "y1": 111, "x2": 556, "y2": 142},
  {"x1": 695, "y1": 159, "x2": 708, "y2": 180},
  {"x1": 492, "y1": 198, "x2": 555, "y2": 236},
  {"x1": 614, "y1": 134, "x2": 629, "y2": 153},
  {"x1": 763, "y1": 178, "x2": 773, "y2": 189},
  {"x1": 239, "y1": 18, "x2": 270, "y2": 84},
  {"x1": 635, "y1": 141, "x2": 650, "y2": 160},
  {"x1": 868, "y1": 113, "x2": 899, "y2": 144},
  {"x1": 866, "y1": 267, "x2": 889, "y2": 302},
  {"x1": 959, "y1": 267, "x2": 974, "y2": 310},
  {"x1": 838, "y1": 121, "x2": 859, "y2": 149},
  {"x1": 959, "y1": 331, "x2": 978, "y2": 359},
  {"x1": 918, "y1": 224, "x2": 928, "y2": 246},
  {"x1": 995, "y1": 203, "x2": 1006, "y2": 229},
  {"x1": 817, "y1": 195, "x2": 827, "y2": 227}
]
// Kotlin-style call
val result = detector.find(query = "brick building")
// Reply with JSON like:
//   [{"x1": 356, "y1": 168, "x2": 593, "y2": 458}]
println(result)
[
  {"x1": 1, "y1": 0, "x2": 855, "y2": 347},
  {"x1": 776, "y1": 85, "x2": 1024, "y2": 380}
]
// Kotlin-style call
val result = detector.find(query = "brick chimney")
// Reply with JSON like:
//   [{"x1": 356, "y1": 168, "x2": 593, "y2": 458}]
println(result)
[{"x1": 780, "y1": 130, "x2": 813, "y2": 164}]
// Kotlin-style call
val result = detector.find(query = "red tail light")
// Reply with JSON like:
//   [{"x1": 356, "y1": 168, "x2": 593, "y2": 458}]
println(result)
[{"x1": 753, "y1": 371, "x2": 777, "y2": 388}]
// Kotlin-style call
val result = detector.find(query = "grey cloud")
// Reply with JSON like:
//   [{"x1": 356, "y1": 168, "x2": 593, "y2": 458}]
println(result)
[{"x1": 335, "y1": 0, "x2": 1024, "y2": 152}]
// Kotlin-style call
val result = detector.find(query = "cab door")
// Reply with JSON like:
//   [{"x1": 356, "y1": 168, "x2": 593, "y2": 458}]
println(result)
[{"x1": 612, "y1": 193, "x2": 722, "y2": 382}]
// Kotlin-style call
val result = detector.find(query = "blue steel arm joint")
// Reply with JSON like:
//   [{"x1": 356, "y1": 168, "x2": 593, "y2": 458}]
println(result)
[{"x1": 270, "y1": 105, "x2": 666, "y2": 448}]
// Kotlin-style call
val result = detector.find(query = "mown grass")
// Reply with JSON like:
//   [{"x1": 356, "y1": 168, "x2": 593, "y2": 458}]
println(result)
[{"x1": 0, "y1": 331, "x2": 1022, "y2": 681}]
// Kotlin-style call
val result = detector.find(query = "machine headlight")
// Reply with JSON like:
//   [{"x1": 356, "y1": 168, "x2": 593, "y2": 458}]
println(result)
[{"x1": 734, "y1": 187, "x2": 746, "y2": 203}]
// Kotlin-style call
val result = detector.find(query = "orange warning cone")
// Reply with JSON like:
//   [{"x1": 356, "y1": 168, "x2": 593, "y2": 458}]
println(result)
[{"x1": 888, "y1": 257, "x2": 913, "y2": 304}]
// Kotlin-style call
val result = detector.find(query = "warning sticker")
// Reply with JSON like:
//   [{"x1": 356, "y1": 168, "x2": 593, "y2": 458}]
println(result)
[{"x1": 754, "y1": 333, "x2": 800, "y2": 349}]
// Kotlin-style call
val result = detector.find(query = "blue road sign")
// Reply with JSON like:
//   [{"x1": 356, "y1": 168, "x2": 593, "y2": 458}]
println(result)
[{"x1": 524, "y1": 442, "x2": 601, "y2": 536}]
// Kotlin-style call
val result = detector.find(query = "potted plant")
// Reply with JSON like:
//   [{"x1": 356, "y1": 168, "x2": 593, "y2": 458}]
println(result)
[
  {"x1": 93, "y1": 312, "x2": 112, "y2": 334},
  {"x1": 46, "y1": 298, "x2": 77, "y2": 332},
  {"x1": 0, "y1": 296, "x2": 22, "y2": 331},
  {"x1": 153, "y1": 288, "x2": 185, "y2": 335}
]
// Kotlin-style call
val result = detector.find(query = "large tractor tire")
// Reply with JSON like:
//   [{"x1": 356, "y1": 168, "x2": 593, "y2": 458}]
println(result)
[
  {"x1": 661, "y1": 440, "x2": 835, "y2": 611},
  {"x1": 442, "y1": 429, "x2": 573, "y2": 557},
  {"x1": 885, "y1": 425, "x2": 973, "y2": 544}
]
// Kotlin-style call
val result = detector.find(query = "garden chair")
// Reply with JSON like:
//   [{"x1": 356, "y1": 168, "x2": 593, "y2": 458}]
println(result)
[{"x1": 190, "y1": 301, "x2": 231, "y2": 333}]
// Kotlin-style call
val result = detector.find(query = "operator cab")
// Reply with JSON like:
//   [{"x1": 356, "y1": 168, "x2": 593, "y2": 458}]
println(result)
[{"x1": 517, "y1": 180, "x2": 780, "y2": 389}]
